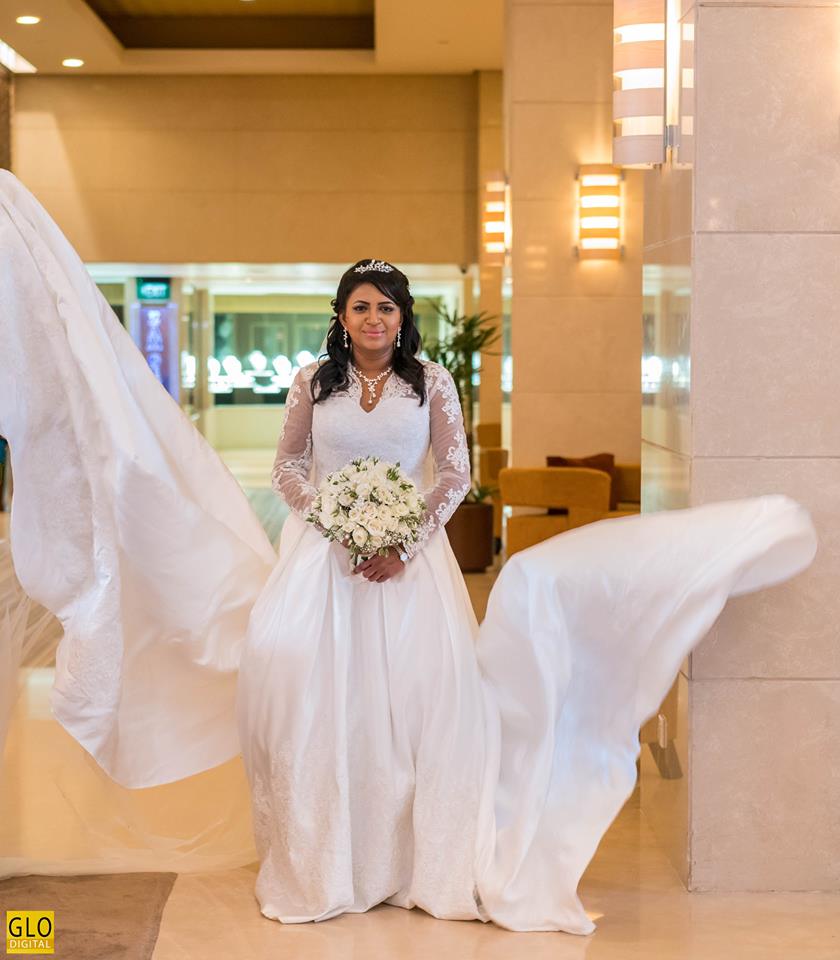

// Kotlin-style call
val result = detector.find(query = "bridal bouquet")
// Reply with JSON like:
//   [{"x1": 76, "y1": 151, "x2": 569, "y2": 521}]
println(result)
[{"x1": 306, "y1": 456, "x2": 426, "y2": 569}]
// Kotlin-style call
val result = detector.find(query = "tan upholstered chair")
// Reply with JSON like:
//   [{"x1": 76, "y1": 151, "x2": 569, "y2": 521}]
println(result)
[
  {"x1": 499, "y1": 467, "x2": 611, "y2": 558},
  {"x1": 609, "y1": 462, "x2": 641, "y2": 517}
]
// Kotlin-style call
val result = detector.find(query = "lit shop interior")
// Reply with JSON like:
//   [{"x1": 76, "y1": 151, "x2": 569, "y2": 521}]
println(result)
[
  {"x1": 89, "y1": 264, "x2": 513, "y2": 511},
  {"x1": 89, "y1": 261, "x2": 683, "y2": 463}
]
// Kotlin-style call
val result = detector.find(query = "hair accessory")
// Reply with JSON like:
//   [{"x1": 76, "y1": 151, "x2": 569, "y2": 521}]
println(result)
[{"x1": 353, "y1": 259, "x2": 394, "y2": 274}]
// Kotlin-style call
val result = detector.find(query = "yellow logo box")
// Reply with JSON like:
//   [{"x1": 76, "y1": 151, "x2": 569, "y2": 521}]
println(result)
[{"x1": 6, "y1": 912, "x2": 55, "y2": 955}]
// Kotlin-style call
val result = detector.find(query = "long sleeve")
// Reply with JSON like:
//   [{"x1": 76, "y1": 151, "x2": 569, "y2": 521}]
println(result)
[
  {"x1": 271, "y1": 365, "x2": 319, "y2": 519},
  {"x1": 403, "y1": 364, "x2": 472, "y2": 559}
]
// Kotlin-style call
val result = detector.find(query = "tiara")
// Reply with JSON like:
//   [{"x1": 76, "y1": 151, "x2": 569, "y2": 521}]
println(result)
[{"x1": 353, "y1": 259, "x2": 394, "y2": 274}]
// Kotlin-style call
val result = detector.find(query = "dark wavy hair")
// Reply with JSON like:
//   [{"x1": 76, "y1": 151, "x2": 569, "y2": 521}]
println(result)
[{"x1": 310, "y1": 258, "x2": 426, "y2": 405}]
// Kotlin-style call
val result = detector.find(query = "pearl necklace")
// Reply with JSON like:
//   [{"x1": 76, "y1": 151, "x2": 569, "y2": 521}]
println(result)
[{"x1": 352, "y1": 363, "x2": 392, "y2": 406}]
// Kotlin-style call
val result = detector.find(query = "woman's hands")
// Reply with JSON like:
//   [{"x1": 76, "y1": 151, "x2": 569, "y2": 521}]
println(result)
[{"x1": 342, "y1": 539, "x2": 405, "y2": 582}]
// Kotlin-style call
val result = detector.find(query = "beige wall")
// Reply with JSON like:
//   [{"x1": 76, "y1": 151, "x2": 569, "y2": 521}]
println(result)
[
  {"x1": 11, "y1": 74, "x2": 479, "y2": 265},
  {"x1": 642, "y1": 0, "x2": 840, "y2": 891},
  {"x1": 504, "y1": 0, "x2": 642, "y2": 468}
]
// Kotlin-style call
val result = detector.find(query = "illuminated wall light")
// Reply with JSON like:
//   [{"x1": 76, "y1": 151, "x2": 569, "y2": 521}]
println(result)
[
  {"x1": 481, "y1": 170, "x2": 510, "y2": 267},
  {"x1": 613, "y1": 0, "x2": 666, "y2": 167},
  {"x1": 503, "y1": 180, "x2": 511, "y2": 253},
  {"x1": 16, "y1": 16, "x2": 41, "y2": 25},
  {"x1": 62, "y1": 58, "x2": 85, "y2": 68},
  {"x1": 575, "y1": 165, "x2": 623, "y2": 260}
]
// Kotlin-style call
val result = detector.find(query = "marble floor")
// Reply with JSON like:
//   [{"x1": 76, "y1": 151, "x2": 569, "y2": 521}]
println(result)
[{"x1": 150, "y1": 788, "x2": 840, "y2": 960}]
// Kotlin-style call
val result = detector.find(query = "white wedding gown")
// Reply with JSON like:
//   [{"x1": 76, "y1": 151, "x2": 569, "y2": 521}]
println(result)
[
  {"x1": 0, "y1": 169, "x2": 820, "y2": 935},
  {"x1": 237, "y1": 360, "x2": 490, "y2": 923}
]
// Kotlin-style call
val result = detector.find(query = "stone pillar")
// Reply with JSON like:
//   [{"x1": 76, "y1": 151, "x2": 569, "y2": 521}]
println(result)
[
  {"x1": 504, "y1": 0, "x2": 643, "y2": 468},
  {"x1": 0, "y1": 66, "x2": 11, "y2": 171},
  {"x1": 476, "y1": 70, "x2": 504, "y2": 431},
  {"x1": 641, "y1": 0, "x2": 840, "y2": 890}
]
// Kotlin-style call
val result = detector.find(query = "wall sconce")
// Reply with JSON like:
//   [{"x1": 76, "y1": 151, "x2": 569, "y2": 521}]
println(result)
[
  {"x1": 575, "y1": 165, "x2": 623, "y2": 260},
  {"x1": 481, "y1": 170, "x2": 510, "y2": 266},
  {"x1": 612, "y1": 0, "x2": 666, "y2": 167}
]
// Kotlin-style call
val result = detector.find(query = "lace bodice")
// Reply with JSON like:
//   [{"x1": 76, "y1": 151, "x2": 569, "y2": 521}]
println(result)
[{"x1": 270, "y1": 359, "x2": 471, "y2": 558}]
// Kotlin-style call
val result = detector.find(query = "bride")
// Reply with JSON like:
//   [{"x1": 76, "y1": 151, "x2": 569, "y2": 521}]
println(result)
[
  {"x1": 237, "y1": 258, "x2": 489, "y2": 924},
  {"x1": 0, "y1": 171, "x2": 820, "y2": 937}
]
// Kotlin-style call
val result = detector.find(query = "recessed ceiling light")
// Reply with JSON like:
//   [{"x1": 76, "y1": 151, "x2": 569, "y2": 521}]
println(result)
[
  {"x1": 16, "y1": 15, "x2": 41, "y2": 25},
  {"x1": 62, "y1": 58, "x2": 84, "y2": 68}
]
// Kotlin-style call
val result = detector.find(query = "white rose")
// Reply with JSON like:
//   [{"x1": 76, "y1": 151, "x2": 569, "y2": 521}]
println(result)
[
  {"x1": 338, "y1": 490, "x2": 354, "y2": 507},
  {"x1": 355, "y1": 480, "x2": 372, "y2": 499},
  {"x1": 366, "y1": 518, "x2": 386, "y2": 539},
  {"x1": 352, "y1": 527, "x2": 368, "y2": 546}
]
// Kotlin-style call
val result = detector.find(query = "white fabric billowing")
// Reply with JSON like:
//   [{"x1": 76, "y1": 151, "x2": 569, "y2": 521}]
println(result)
[
  {"x1": 0, "y1": 170, "x2": 819, "y2": 934},
  {"x1": 472, "y1": 493, "x2": 818, "y2": 932},
  {"x1": 0, "y1": 169, "x2": 276, "y2": 789}
]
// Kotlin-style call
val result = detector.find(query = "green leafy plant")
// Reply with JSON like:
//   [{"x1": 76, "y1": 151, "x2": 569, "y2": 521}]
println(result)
[
  {"x1": 423, "y1": 299, "x2": 501, "y2": 478},
  {"x1": 464, "y1": 482, "x2": 496, "y2": 504}
]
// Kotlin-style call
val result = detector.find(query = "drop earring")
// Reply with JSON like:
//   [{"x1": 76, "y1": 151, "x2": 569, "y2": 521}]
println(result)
[
  {"x1": 396, "y1": 325, "x2": 401, "y2": 349},
  {"x1": 342, "y1": 325, "x2": 349, "y2": 348}
]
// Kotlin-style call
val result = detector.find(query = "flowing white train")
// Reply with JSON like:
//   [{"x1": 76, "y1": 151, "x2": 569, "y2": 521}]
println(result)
[{"x1": 0, "y1": 169, "x2": 818, "y2": 934}]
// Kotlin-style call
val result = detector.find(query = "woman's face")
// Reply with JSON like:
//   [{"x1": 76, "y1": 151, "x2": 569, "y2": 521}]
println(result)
[{"x1": 340, "y1": 281, "x2": 402, "y2": 356}]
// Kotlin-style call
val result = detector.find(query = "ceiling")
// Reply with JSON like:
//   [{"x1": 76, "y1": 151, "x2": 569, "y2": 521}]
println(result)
[
  {"x1": 85, "y1": 1, "x2": 374, "y2": 13},
  {"x1": 0, "y1": 0, "x2": 503, "y2": 74},
  {"x1": 82, "y1": 0, "x2": 375, "y2": 50}
]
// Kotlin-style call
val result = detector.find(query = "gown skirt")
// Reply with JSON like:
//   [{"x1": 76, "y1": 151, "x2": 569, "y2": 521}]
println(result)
[{"x1": 236, "y1": 510, "x2": 496, "y2": 925}]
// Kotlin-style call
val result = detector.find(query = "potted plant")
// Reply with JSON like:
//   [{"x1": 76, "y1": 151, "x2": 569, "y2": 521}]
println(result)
[{"x1": 423, "y1": 300, "x2": 500, "y2": 572}]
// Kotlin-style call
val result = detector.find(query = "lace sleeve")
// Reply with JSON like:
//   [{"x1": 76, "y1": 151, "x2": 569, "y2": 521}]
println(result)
[
  {"x1": 271, "y1": 365, "x2": 319, "y2": 519},
  {"x1": 403, "y1": 363, "x2": 472, "y2": 559}
]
